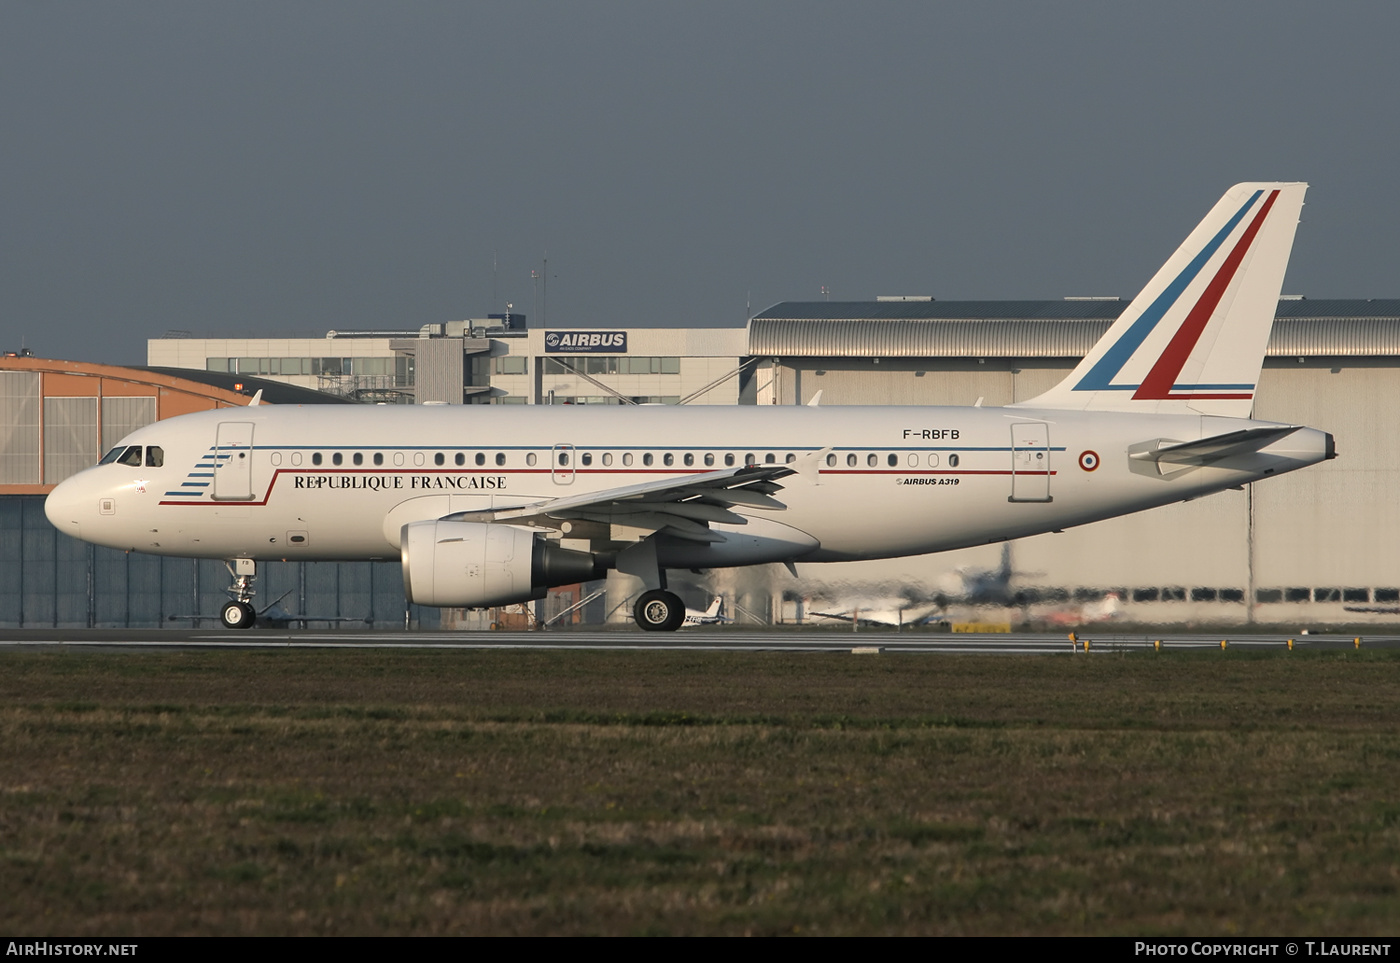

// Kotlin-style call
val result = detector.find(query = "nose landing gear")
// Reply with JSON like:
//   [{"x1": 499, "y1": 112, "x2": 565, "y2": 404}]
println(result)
[{"x1": 221, "y1": 559, "x2": 258, "y2": 630}]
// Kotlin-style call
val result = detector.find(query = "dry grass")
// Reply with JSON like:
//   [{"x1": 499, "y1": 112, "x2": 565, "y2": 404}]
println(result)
[{"x1": 1, "y1": 648, "x2": 1398, "y2": 935}]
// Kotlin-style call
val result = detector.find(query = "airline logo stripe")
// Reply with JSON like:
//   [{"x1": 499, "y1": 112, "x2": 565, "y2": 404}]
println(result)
[
  {"x1": 1074, "y1": 189, "x2": 1264, "y2": 392},
  {"x1": 1133, "y1": 189, "x2": 1279, "y2": 401}
]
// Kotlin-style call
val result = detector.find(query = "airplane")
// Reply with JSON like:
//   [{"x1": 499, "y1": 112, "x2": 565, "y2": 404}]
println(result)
[
  {"x1": 681, "y1": 596, "x2": 728, "y2": 627},
  {"x1": 808, "y1": 598, "x2": 945, "y2": 630},
  {"x1": 45, "y1": 183, "x2": 1334, "y2": 632}
]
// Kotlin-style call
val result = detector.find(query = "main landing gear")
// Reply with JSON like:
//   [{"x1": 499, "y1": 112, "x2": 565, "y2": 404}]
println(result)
[
  {"x1": 220, "y1": 558, "x2": 258, "y2": 630},
  {"x1": 634, "y1": 589, "x2": 686, "y2": 632}
]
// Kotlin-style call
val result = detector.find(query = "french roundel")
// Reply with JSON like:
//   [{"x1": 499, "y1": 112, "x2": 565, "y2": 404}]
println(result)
[{"x1": 1078, "y1": 450, "x2": 1100, "y2": 472}]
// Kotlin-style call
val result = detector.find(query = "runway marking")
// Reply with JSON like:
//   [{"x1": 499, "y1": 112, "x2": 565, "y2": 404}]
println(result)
[{"x1": 3, "y1": 631, "x2": 1396, "y2": 654}]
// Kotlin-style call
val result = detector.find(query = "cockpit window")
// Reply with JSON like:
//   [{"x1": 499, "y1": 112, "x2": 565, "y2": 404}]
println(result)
[
  {"x1": 117, "y1": 446, "x2": 143, "y2": 467},
  {"x1": 99, "y1": 447, "x2": 126, "y2": 466},
  {"x1": 145, "y1": 446, "x2": 164, "y2": 468}
]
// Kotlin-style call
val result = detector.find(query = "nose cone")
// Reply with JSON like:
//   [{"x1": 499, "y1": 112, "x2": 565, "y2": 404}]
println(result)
[{"x1": 44, "y1": 474, "x2": 86, "y2": 539}]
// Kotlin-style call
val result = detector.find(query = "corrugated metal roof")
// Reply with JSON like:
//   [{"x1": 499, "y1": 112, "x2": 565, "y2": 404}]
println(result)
[
  {"x1": 751, "y1": 299, "x2": 1129, "y2": 322},
  {"x1": 748, "y1": 300, "x2": 1400, "y2": 358}
]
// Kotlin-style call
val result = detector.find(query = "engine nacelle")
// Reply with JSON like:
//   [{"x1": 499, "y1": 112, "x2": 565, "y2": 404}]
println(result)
[{"x1": 401, "y1": 520, "x2": 598, "y2": 608}]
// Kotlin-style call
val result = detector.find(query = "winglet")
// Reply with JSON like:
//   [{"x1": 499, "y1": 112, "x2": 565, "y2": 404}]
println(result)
[
  {"x1": 247, "y1": 389, "x2": 264, "y2": 406},
  {"x1": 806, "y1": 390, "x2": 823, "y2": 407}
]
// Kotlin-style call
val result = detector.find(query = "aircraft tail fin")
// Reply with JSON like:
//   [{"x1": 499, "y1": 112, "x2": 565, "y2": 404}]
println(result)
[
  {"x1": 1014, "y1": 182, "x2": 1306, "y2": 417},
  {"x1": 706, "y1": 596, "x2": 723, "y2": 618}
]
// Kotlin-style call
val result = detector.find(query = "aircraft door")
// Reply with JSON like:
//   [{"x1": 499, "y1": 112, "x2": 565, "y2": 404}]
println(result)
[
  {"x1": 212, "y1": 422, "x2": 255, "y2": 501},
  {"x1": 1009, "y1": 422, "x2": 1052, "y2": 503},
  {"x1": 551, "y1": 444, "x2": 575, "y2": 485}
]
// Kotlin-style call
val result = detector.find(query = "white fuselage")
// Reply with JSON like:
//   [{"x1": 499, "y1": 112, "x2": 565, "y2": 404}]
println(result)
[{"x1": 44, "y1": 403, "x2": 1332, "y2": 568}]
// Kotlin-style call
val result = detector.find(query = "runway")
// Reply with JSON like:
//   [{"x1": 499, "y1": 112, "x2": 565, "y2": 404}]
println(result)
[{"x1": 2, "y1": 627, "x2": 1396, "y2": 654}]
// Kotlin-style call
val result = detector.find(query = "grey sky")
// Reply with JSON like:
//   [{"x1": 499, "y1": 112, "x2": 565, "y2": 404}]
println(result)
[{"x1": 3, "y1": 1, "x2": 1397, "y2": 364}]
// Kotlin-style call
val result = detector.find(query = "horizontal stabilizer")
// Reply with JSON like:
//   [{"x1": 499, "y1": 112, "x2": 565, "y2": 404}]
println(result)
[{"x1": 1129, "y1": 425, "x2": 1301, "y2": 476}]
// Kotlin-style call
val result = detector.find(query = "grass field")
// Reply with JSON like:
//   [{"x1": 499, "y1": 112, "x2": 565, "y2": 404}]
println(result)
[{"x1": 2, "y1": 647, "x2": 1399, "y2": 935}]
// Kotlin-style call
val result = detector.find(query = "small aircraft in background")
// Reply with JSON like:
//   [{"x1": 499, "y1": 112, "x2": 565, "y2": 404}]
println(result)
[{"x1": 681, "y1": 595, "x2": 728, "y2": 627}]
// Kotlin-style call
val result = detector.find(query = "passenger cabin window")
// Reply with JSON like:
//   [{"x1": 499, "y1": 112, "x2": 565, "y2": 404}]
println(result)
[
  {"x1": 434, "y1": 453, "x2": 444, "y2": 466},
  {"x1": 475, "y1": 453, "x2": 486, "y2": 466},
  {"x1": 725, "y1": 454, "x2": 735, "y2": 467},
  {"x1": 582, "y1": 452, "x2": 593, "y2": 466},
  {"x1": 887, "y1": 453, "x2": 898, "y2": 467},
  {"x1": 684, "y1": 453, "x2": 694, "y2": 467},
  {"x1": 312, "y1": 453, "x2": 323, "y2": 466},
  {"x1": 526, "y1": 453, "x2": 538, "y2": 466},
  {"x1": 642, "y1": 453, "x2": 653, "y2": 466},
  {"x1": 846, "y1": 453, "x2": 857, "y2": 467},
  {"x1": 765, "y1": 454, "x2": 775, "y2": 464},
  {"x1": 354, "y1": 452, "x2": 364, "y2": 466},
  {"x1": 602, "y1": 453, "x2": 613, "y2": 467},
  {"x1": 455, "y1": 453, "x2": 465, "y2": 466},
  {"x1": 948, "y1": 454, "x2": 960, "y2": 468},
  {"x1": 622, "y1": 453, "x2": 633, "y2": 467},
  {"x1": 374, "y1": 453, "x2": 384, "y2": 466},
  {"x1": 332, "y1": 453, "x2": 343, "y2": 466},
  {"x1": 663, "y1": 453, "x2": 674, "y2": 467},
  {"x1": 826, "y1": 454, "x2": 837, "y2": 467},
  {"x1": 496, "y1": 453, "x2": 506, "y2": 466},
  {"x1": 145, "y1": 446, "x2": 164, "y2": 468},
  {"x1": 704, "y1": 453, "x2": 714, "y2": 467},
  {"x1": 867, "y1": 454, "x2": 877, "y2": 467},
  {"x1": 786, "y1": 453, "x2": 796, "y2": 464}
]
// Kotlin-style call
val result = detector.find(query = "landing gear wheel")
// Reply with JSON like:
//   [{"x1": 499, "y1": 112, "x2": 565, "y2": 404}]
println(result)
[
  {"x1": 634, "y1": 590, "x2": 685, "y2": 632},
  {"x1": 220, "y1": 600, "x2": 256, "y2": 630}
]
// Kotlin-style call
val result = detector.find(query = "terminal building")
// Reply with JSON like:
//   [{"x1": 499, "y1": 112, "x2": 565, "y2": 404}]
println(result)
[{"x1": 4, "y1": 297, "x2": 1398, "y2": 628}]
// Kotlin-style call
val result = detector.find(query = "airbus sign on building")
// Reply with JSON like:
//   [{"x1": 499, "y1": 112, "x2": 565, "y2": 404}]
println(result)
[{"x1": 545, "y1": 331, "x2": 628, "y2": 353}]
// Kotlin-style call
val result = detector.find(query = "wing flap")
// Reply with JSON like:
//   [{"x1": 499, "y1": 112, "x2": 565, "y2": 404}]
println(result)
[{"x1": 443, "y1": 463, "x2": 795, "y2": 541}]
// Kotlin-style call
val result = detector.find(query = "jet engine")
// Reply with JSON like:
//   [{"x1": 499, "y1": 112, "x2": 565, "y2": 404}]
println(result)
[{"x1": 401, "y1": 520, "x2": 598, "y2": 608}]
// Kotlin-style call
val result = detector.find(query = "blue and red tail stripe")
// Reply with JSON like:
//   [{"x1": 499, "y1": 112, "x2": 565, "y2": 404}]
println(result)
[{"x1": 1073, "y1": 188, "x2": 1276, "y2": 397}]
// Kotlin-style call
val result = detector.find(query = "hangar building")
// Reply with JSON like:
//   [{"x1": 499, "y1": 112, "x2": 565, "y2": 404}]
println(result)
[{"x1": 0, "y1": 355, "x2": 438, "y2": 629}]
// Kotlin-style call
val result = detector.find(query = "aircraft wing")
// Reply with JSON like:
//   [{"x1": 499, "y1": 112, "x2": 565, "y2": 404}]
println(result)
[{"x1": 446, "y1": 464, "x2": 795, "y2": 543}]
